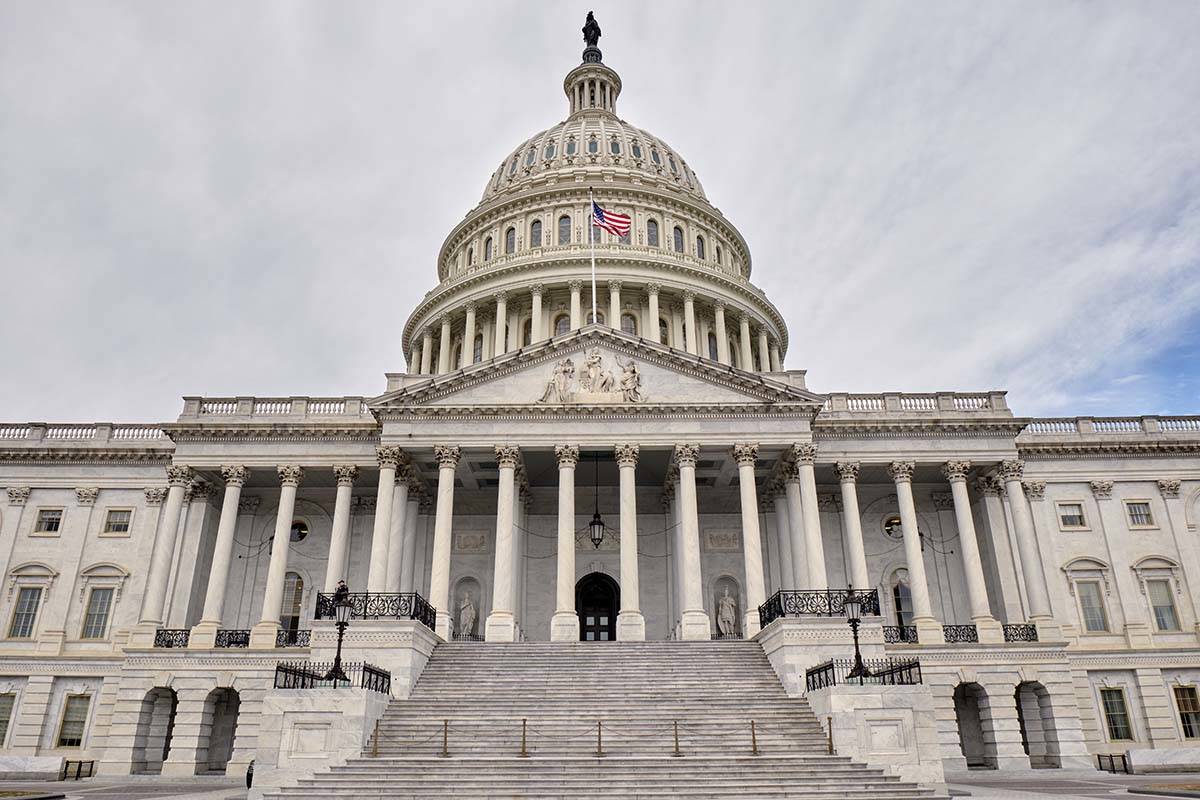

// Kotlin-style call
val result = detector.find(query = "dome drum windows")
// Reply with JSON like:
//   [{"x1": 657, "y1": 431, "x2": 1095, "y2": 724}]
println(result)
[
  {"x1": 504, "y1": 227, "x2": 516, "y2": 255},
  {"x1": 544, "y1": 141, "x2": 556, "y2": 160},
  {"x1": 525, "y1": 148, "x2": 536, "y2": 167},
  {"x1": 558, "y1": 215, "x2": 572, "y2": 245},
  {"x1": 647, "y1": 219, "x2": 659, "y2": 247},
  {"x1": 620, "y1": 313, "x2": 638, "y2": 336},
  {"x1": 566, "y1": 137, "x2": 577, "y2": 156},
  {"x1": 651, "y1": 148, "x2": 662, "y2": 166},
  {"x1": 508, "y1": 155, "x2": 519, "y2": 176},
  {"x1": 530, "y1": 220, "x2": 542, "y2": 248},
  {"x1": 673, "y1": 226, "x2": 685, "y2": 254},
  {"x1": 587, "y1": 136, "x2": 599, "y2": 155},
  {"x1": 484, "y1": 237, "x2": 493, "y2": 262},
  {"x1": 609, "y1": 137, "x2": 621, "y2": 155},
  {"x1": 554, "y1": 314, "x2": 571, "y2": 336},
  {"x1": 631, "y1": 141, "x2": 642, "y2": 160},
  {"x1": 696, "y1": 235, "x2": 706, "y2": 260}
]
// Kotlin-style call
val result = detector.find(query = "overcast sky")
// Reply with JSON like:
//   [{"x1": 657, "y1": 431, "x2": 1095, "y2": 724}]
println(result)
[{"x1": 2, "y1": 1, "x2": 1198, "y2": 423}]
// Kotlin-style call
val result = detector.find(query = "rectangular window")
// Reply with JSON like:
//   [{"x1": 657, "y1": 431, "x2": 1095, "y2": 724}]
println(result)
[
  {"x1": 1058, "y1": 502, "x2": 1086, "y2": 529},
  {"x1": 1077, "y1": 581, "x2": 1109, "y2": 633},
  {"x1": 1101, "y1": 688, "x2": 1134, "y2": 741},
  {"x1": 1175, "y1": 687, "x2": 1200, "y2": 739},
  {"x1": 8, "y1": 587, "x2": 42, "y2": 639},
  {"x1": 34, "y1": 509, "x2": 63, "y2": 533},
  {"x1": 1126, "y1": 501, "x2": 1155, "y2": 527},
  {"x1": 81, "y1": 588, "x2": 113, "y2": 639},
  {"x1": 0, "y1": 694, "x2": 14, "y2": 746},
  {"x1": 102, "y1": 509, "x2": 132, "y2": 535},
  {"x1": 1148, "y1": 580, "x2": 1180, "y2": 631},
  {"x1": 56, "y1": 695, "x2": 89, "y2": 748}
]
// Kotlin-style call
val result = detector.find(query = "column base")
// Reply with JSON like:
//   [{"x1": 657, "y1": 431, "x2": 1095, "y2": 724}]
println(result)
[
  {"x1": 972, "y1": 616, "x2": 1005, "y2": 645},
  {"x1": 485, "y1": 611, "x2": 517, "y2": 642},
  {"x1": 434, "y1": 611, "x2": 452, "y2": 642},
  {"x1": 741, "y1": 611, "x2": 761, "y2": 639},
  {"x1": 1030, "y1": 615, "x2": 1064, "y2": 643},
  {"x1": 616, "y1": 611, "x2": 645, "y2": 641},
  {"x1": 913, "y1": 617, "x2": 943, "y2": 644},
  {"x1": 679, "y1": 610, "x2": 711, "y2": 641},
  {"x1": 188, "y1": 621, "x2": 219, "y2": 649},
  {"x1": 126, "y1": 622, "x2": 160, "y2": 649},
  {"x1": 249, "y1": 620, "x2": 280, "y2": 649},
  {"x1": 550, "y1": 611, "x2": 579, "y2": 642}
]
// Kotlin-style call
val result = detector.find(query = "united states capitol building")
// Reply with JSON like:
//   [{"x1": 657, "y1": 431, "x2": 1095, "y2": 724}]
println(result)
[{"x1": 1, "y1": 15, "x2": 1198, "y2": 797}]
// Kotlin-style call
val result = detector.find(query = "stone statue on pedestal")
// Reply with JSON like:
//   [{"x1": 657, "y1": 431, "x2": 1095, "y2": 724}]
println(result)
[
  {"x1": 582, "y1": 12, "x2": 601, "y2": 48},
  {"x1": 717, "y1": 587, "x2": 738, "y2": 636},
  {"x1": 458, "y1": 590, "x2": 477, "y2": 636}
]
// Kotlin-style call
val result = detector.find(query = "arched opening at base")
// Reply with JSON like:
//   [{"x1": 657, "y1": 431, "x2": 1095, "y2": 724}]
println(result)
[
  {"x1": 954, "y1": 682, "x2": 996, "y2": 769},
  {"x1": 576, "y1": 572, "x2": 619, "y2": 641},
  {"x1": 1016, "y1": 681, "x2": 1062, "y2": 768},
  {"x1": 132, "y1": 687, "x2": 177, "y2": 775},
  {"x1": 199, "y1": 688, "x2": 241, "y2": 774}
]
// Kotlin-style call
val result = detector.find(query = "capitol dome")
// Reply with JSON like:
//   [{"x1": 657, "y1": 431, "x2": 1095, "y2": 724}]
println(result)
[{"x1": 403, "y1": 22, "x2": 788, "y2": 377}]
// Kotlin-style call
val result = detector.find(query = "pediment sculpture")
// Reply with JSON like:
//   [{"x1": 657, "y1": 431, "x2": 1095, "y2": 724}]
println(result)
[{"x1": 538, "y1": 348, "x2": 645, "y2": 404}]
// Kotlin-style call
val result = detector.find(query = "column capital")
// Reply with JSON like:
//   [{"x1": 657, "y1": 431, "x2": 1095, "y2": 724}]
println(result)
[
  {"x1": 682, "y1": 289, "x2": 696, "y2": 302},
  {"x1": 238, "y1": 496, "x2": 261, "y2": 513},
  {"x1": 494, "y1": 290, "x2": 508, "y2": 303},
  {"x1": 1023, "y1": 480, "x2": 1047, "y2": 500},
  {"x1": 931, "y1": 491, "x2": 954, "y2": 510},
  {"x1": 376, "y1": 445, "x2": 405, "y2": 468},
  {"x1": 434, "y1": 445, "x2": 462, "y2": 468},
  {"x1": 438, "y1": 313, "x2": 452, "y2": 327},
  {"x1": 976, "y1": 475, "x2": 1004, "y2": 496},
  {"x1": 791, "y1": 443, "x2": 817, "y2": 464},
  {"x1": 1090, "y1": 479, "x2": 1114, "y2": 499},
  {"x1": 333, "y1": 465, "x2": 359, "y2": 487},
  {"x1": 941, "y1": 460, "x2": 972, "y2": 483},
  {"x1": 834, "y1": 461, "x2": 860, "y2": 482},
  {"x1": 75, "y1": 487, "x2": 98, "y2": 506},
  {"x1": 731, "y1": 443, "x2": 758, "y2": 466},
  {"x1": 530, "y1": 282, "x2": 544, "y2": 296},
  {"x1": 739, "y1": 312, "x2": 752, "y2": 326},
  {"x1": 887, "y1": 460, "x2": 916, "y2": 483},
  {"x1": 607, "y1": 279, "x2": 622, "y2": 292},
  {"x1": 614, "y1": 443, "x2": 640, "y2": 467},
  {"x1": 712, "y1": 298, "x2": 725, "y2": 310},
  {"x1": 166, "y1": 465, "x2": 194, "y2": 488},
  {"x1": 554, "y1": 444, "x2": 580, "y2": 467},
  {"x1": 781, "y1": 461, "x2": 801, "y2": 483},
  {"x1": 1159, "y1": 479, "x2": 1182, "y2": 499},
  {"x1": 464, "y1": 301, "x2": 477, "y2": 313},
  {"x1": 143, "y1": 487, "x2": 167, "y2": 506},
  {"x1": 998, "y1": 459, "x2": 1025, "y2": 482},
  {"x1": 645, "y1": 282, "x2": 661, "y2": 297},
  {"x1": 277, "y1": 465, "x2": 304, "y2": 487},
  {"x1": 494, "y1": 445, "x2": 521, "y2": 469},
  {"x1": 221, "y1": 465, "x2": 250, "y2": 487},
  {"x1": 186, "y1": 480, "x2": 215, "y2": 502},
  {"x1": 567, "y1": 280, "x2": 583, "y2": 293},
  {"x1": 673, "y1": 443, "x2": 700, "y2": 468}
]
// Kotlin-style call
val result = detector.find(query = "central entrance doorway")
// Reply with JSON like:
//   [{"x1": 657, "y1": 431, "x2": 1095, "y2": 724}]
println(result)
[{"x1": 576, "y1": 572, "x2": 619, "y2": 641}]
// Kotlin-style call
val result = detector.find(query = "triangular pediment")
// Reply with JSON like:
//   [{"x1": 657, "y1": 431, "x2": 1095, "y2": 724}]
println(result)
[{"x1": 370, "y1": 326, "x2": 825, "y2": 415}]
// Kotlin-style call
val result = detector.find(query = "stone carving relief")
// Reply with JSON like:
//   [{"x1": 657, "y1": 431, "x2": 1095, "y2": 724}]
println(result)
[
  {"x1": 703, "y1": 531, "x2": 740, "y2": 552},
  {"x1": 453, "y1": 531, "x2": 488, "y2": 554},
  {"x1": 538, "y1": 349, "x2": 645, "y2": 404}
]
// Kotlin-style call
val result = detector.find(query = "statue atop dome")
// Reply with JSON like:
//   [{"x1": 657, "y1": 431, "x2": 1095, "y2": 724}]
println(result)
[{"x1": 582, "y1": 12, "x2": 602, "y2": 63}]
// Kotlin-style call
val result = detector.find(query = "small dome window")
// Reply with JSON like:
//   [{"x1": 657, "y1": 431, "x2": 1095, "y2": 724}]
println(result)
[
  {"x1": 544, "y1": 141, "x2": 556, "y2": 160},
  {"x1": 651, "y1": 148, "x2": 661, "y2": 165},
  {"x1": 290, "y1": 521, "x2": 309, "y2": 543},
  {"x1": 554, "y1": 314, "x2": 570, "y2": 336},
  {"x1": 525, "y1": 148, "x2": 536, "y2": 166},
  {"x1": 647, "y1": 219, "x2": 659, "y2": 247},
  {"x1": 716, "y1": 245, "x2": 722, "y2": 264},
  {"x1": 696, "y1": 235, "x2": 706, "y2": 260},
  {"x1": 566, "y1": 137, "x2": 577, "y2": 156},
  {"x1": 558, "y1": 215, "x2": 572, "y2": 245},
  {"x1": 587, "y1": 137, "x2": 598, "y2": 154},
  {"x1": 522, "y1": 319, "x2": 533, "y2": 346},
  {"x1": 668, "y1": 155, "x2": 678, "y2": 174},
  {"x1": 631, "y1": 141, "x2": 642, "y2": 159},
  {"x1": 504, "y1": 227, "x2": 516, "y2": 255},
  {"x1": 530, "y1": 220, "x2": 542, "y2": 248},
  {"x1": 621, "y1": 313, "x2": 638, "y2": 336},
  {"x1": 673, "y1": 226, "x2": 684, "y2": 253},
  {"x1": 610, "y1": 138, "x2": 621, "y2": 155},
  {"x1": 473, "y1": 334, "x2": 483, "y2": 363},
  {"x1": 508, "y1": 155, "x2": 519, "y2": 176},
  {"x1": 467, "y1": 247, "x2": 474, "y2": 265},
  {"x1": 708, "y1": 332, "x2": 719, "y2": 361},
  {"x1": 659, "y1": 318, "x2": 670, "y2": 345},
  {"x1": 587, "y1": 310, "x2": 605, "y2": 325},
  {"x1": 484, "y1": 237, "x2": 493, "y2": 261}
]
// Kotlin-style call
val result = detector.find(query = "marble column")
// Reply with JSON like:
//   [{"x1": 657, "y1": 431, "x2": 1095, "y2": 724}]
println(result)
[
  {"x1": 674, "y1": 444, "x2": 710, "y2": 640},
  {"x1": 666, "y1": 478, "x2": 684, "y2": 634},
  {"x1": 793, "y1": 444, "x2": 827, "y2": 588},
  {"x1": 615, "y1": 444, "x2": 645, "y2": 640},
  {"x1": 769, "y1": 344, "x2": 782, "y2": 372},
  {"x1": 530, "y1": 284, "x2": 543, "y2": 342},
  {"x1": 943, "y1": 461, "x2": 1004, "y2": 642},
  {"x1": 834, "y1": 462, "x2": 870, "y2": 590},
  {"x1": 713, "y1": 300, "x2": 730, "y2": 364},
  {"x1": 493, "y1": 291, "x2": 508, "y2": 355},
  {"x1": 682, "y1": 291, "x2": 699, "y2": 355},
  {"x1": 608, "y1": 280, "x2": 622, "y2": 330},
  {"x1": 757, "y1": 328, "x2": 770, "y2": 372},
  {"x1": 739, "y1": 314, "x2": 754, "y2": 370},
  {"x1": 550, "y1": 445, "x2": 580, "y2": 641},
  {"x1": 888, "y1": 461, "x2": 940, "y2": 639},
  {"x1": 190, "y1": 465, "x2": 248, "y2": 646},
  {"x1": 772, "y1": 491, "x2": 795, "y2": 589},
  {"x1": 385, "y1": 469, "x2": 411, "y2": 593},
  {"x1": 1000, "y1": 460, "x2": 1054, "y2": 624},
  {"x1": 460, "y1": 304, "x2": 476, "y2": 368},
  {"x1": 398, "y1": 490, "x2": 420, "y2": 594},
  {"x1": 437, "y1": 315, "x2": 451, "y2": 374},
  {"x1": 569, "y1": 281, "x2": 583, "y2": 329},
  {"x1": 140, "y1": 466, "x2": 192, "y2": 627},
  {"x1": 420, "y1": 330, "x2": 433, "y2": 374},
  {"x1": 428, "y1": 445, "x2": 461, "y2": 639},
  {"x1": 367, "y1": 446, "x2": 403, "y2": 592},
  {"x1": 783, "y1": 469, "x2": 808, "y2": 589},
  {"x1": 486, "y1": 446, "x2": 520, "y2": 641},
  {"x1": 250, "y1": 465, "x2": 303, "y2": 647},
  {"x1": 324, "y1": 465, "x2": 358, "y2": 592},
  {"x1": 646, "y1": 283, "x2": 661, "y2": 343},
  {"x1": 733, "y1": 444, "x2": 766, "y2": 636}
]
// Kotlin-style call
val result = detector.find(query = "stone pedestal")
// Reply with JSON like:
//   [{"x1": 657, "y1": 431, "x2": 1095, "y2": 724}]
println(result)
[
  {"x1": 308, "y1": 619, "x2": 438, "y2": 699},
  {"x1": 550, "y1": 612, "x2": 579, "y2": 642},
  {"x1": 679, "y1": 610, "x2": 711, "y2": 641},
  {"x1": 187, "y1": 621, "x2": 219, "y2": 649},
  {"x1": 249, "y1": 620, "x2": 280, "y2": 649},
  {"x1": 485, "y1": 612, "x2": 517, "y2": 643},
  {"x1": 616, "y1": 610, "x2": 646, "y2": 641},
  {"x1": 756, "y1": 616, "x2": 887, "y2": 696}
]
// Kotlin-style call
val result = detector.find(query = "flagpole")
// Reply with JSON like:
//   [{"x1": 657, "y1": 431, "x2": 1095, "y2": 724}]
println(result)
[{"x1": 589, "y1": 187, "x2": 598, "y2": 325}]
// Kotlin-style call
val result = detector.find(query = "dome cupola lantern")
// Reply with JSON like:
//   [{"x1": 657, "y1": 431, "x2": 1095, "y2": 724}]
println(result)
[{"x1": 566, "y1": 12, "x2": 621, "y2": 116}]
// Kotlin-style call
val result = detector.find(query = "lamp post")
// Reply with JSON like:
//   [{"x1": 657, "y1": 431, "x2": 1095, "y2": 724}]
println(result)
[
  {"x1": 323, "y1": 598, "x2": 353, "y2": 684},
  {"x1": 588, "y1": 451, "x2": 605, "y2": 549},
  {"x1": 843, "y1": 586, "x2": 871, "y2": 684}
]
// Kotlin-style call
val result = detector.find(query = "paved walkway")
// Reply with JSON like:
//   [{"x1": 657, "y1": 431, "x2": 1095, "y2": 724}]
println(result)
[
  {"x1": 949, "y1": 768, "x2": 1195, "y2": 799},
  {"x1": 0, "y1": 775, "x2": 242, "y2": 800}
]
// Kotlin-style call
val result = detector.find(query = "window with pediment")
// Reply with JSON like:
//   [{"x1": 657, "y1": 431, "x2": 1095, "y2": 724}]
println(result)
[
  {"x1": 1132, "y1": 556, "x2": 1184, "y2": 631},
  {"x1": 1063, "y1": 557, "x2": 1112, "y2": 633}
]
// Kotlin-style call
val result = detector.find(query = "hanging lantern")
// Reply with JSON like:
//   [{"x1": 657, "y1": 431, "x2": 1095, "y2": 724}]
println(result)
[{"x1": 589, "y1": 511, "x2": 605, "y2": 548}]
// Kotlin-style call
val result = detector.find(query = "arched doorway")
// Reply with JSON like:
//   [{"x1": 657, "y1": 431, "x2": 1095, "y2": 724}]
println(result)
[
  {"x1": 199, "y1": 688, "x2": 241, "y2": 774},
  {"x1": 1016, "y1": 681, "x2": 1061, "y2": 768},
  {"x1": 576, "y1": 572, "x2": 619, "y2": 641},
  {"x1": 132, "y1": 687, "x2": 177, "y2": 774},
  {"x1": 953, "y1": 682, "x2": 996, "y2": 768}
]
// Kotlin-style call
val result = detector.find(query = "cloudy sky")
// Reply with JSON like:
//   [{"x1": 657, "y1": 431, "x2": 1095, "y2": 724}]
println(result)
[{"x1": 2, "y1": 1, "x2": 1198, "y2": 423}]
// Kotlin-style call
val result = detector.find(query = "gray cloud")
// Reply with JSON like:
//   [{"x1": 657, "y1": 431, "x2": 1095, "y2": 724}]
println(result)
[{"x1": 1, "y1": 1, "x2": 1197, "y2": 422}]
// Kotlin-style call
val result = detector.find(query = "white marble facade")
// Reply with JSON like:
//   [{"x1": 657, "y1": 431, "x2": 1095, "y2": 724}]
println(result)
[{"x1": 0, "y1": 24, "x2": 1199, "y2": 782}]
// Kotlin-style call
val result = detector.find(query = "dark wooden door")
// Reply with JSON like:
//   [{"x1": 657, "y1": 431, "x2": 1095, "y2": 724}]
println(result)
[{"x1": 577, "y1": 573, "x2": 618, "y2": 641}]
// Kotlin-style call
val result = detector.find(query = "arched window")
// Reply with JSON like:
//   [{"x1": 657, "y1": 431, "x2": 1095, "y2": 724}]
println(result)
[
  {"x1": 558, "y1": 215, "x2": 571, "y2": 245},
  {"x1": 525, "y1": 148, "x2": 536, "y2": 166},
  {"x1": 668, "y1": 155, "x2": 678, "y2": 174},
  {"x1": 566, "y1": 137, "x2": 577, "y2": 156},
  {"x1": 587, "y1": 310, "x2": 605, "y2": 325},
  {"x1": 466, "y1": 247, "x2": 474, "y2": 265},
  {"x1": 587, "y1": 137, "x2": 598, "y2": 154},
  {"x1": 696, "y1": 236, "x2": 706, "y2": 260},
  {"x1": 610, "y1": 138, "x2": 620, "y2": 155},
  {"x1": 659, "y1": 318, "x2": 670, "y2": 345},
  {"x1": 621, "y1": 313, "x2": 638, "y2": 336},
  {"x1": 508, "y1": 155, "x2": 519, "y2": 176},
  {"x1": 484, "y1": 237, "x2": 493, "y2": 261},
  {"x1": 522, "y1": 319, "x2": 533, "y2": 346},
  {"x1": 554, "y1": 315, "x2": 570, "y2": 336},
  {"x1": 673, "y1": 226, "x2": 684, "y2": 253},
  {"x1": 282, "y1": 572, "x2": 304, "y2": 633},
  {"x1": 728, "y1": 338, "x2": 739, "y2": 367},
  {"x1": 651, "y1": 148, "x2": 661, "y2": 165},
  {"x1": 530, "y1": 220, "x2": 542, "y2": 248},
  {"x1": 451, "y1": 343, "x2": 462, "y2": 368},
  {"x1": 647, "y1": 219, "x2": 659, "y2": 247},
  {"x1": 473, "y1": 334, "x2": 484, "y2": 363},
  {"x1": 708, "y1": 332, "x2": 719, "y2": 360},
  {"x1": 715, "y1": 245, "x2": 723, "y2": 265},
  {"x1": 892, "y1": 579, "x2": 913, "y2": 628},
  {"x1": 631, "y1": 141, "x2": 642, "y2": 159},
  {"x1": 504, "y1": 227, "x2": 516, "y2": 255},
  {"x1": 544, "y1": 141, "x2": 556, "y2": 160}
]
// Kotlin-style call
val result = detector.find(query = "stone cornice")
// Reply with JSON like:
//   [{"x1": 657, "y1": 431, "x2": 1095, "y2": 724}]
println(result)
[
  {"x1": 813, "y1": 419, "x2": 1027, "y2": 440},
  {"x1": 0, "y1": 448, "x2": 172, "y2": 465},
  {"x1": 385, "y1": 403, "x2": 817, "y2": 422},
  {"x1": 164, "y1": 425, "x2": 380, "y2": 444},
  {"x1": 1018, "y1": 439, "x2": 1200, "y2": 459}
]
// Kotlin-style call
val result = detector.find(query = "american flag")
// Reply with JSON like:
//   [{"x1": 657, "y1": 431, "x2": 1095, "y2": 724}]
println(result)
[{"x1": 592, "y1": 201, "x2": 631, "y2": 237}]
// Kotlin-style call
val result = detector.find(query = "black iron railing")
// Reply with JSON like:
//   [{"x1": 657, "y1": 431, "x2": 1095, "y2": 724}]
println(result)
[
  {"x1": 315, "y1": 592, "x2": 436, "y2": 630},
  {"x1": 215, "y1": 629, "x2": 250, "y2": 648},
  {"x1": 805, "y1": 658, "x2": 922, "y2": 691},
  {"x1": 883, "y1": 625, "x2": 918, "y2": 644},
  {"x1": 1096, "y1": 753, "x2": 1130, "y2": 773},
  {"x1": 276, "y1": 628, "x2": 311, "y2": 647},
  {"x1": 273, "y1": 660, "x2": 392, "y2": 695},
  {"x1": 1003, "y1": 623, "x2": 1038, "y2": 642},
  {"x1": 943, "y1": 624, "x2": 979, "y2": 643},
  {"x1": 712, "y1": 631, "x2": 743, "y2": 640},
  {"x1": 153, "y1": 629, "x2": 190, "y2": 648},
  {"x1": 451, "y1": 632, "x2": 484, "y2": 642},
  {"x1": 758, "y1": 589, "x2": 880, "y2": 627}
]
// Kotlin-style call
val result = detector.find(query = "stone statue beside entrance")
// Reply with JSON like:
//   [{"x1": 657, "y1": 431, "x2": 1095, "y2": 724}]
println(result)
[
  {"x1": 717, "y1": 587, "x2": 738, "y2": 637},
  {"x1": 458, "y1": 590, "x2": 477, "y2": 637}
]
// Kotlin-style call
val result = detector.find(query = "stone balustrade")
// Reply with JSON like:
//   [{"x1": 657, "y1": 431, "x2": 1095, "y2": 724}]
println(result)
[
  {"x1": 0, "y1": 422, "x2": 169, "y2": 446},
  {"x1": 820, "y1": 391, "x2": 1009, "y2": 416},
  {"x1": 179, "y1": 396, "x2": 371, "y2": 421},
  {"x1": 1022, "y1": 416, "x2": 1200, "y2": 436}
]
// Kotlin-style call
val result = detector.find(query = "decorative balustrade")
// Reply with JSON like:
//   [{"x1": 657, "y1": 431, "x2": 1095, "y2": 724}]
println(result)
[
  {"x1": 214, "y1": 629, "x2": 250, "y2": 648},
  {"x1": 253, "y1": 400, "x2": 290, "y2": 415},
  {"x1": 1002, "y1": 623, "x2": 1038, "y2": 642},
  {"x1": 153, "y1": 629, "x2": 191, "y2": 648},
  {"x1": 111, "y1": 425, "x2": 163, "y2": 440},
  {"x1": 1161, "y1": 418, "x2": 1200, "y2": 432},
  {"x1": 821, "y1": 392, "x2": 1008, "y2": 416},
  {"x1": 0, "y1": 426, "x2": 30, "y2": 440},
  {"x1": 184, "y1": 396, "x2": 370, "y2": 420},
  {"x1": 942, "y1": 624, "x2": 979, "y2": 644},
  {"x1": 46, "y1": 426, "x2": 96, "y2": 439},
  {"x1": 0, "y1": 423, "x2": 167, "y2": 445},
  {"x1": 276, "y1": 628, "x2": 311, "y2": 648},
  {"x1": 882, "y1": 625, "x2": 918, "y2": 644},
  {"x1": 757, "y1": 589, "x2": 880, "y2": 628},
  {"x1": 1023, "y1": 416, "x2": 1200, "y2": 436},
  {"x1": 273, "y1": 660, "x2": 391, "y2": 695},
  {"x1": 315, "y1": 592, "x2": 436, "y2": 630},
  {"x1": 805, "y1": 658, "x2": 922, "y2": 691}
]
